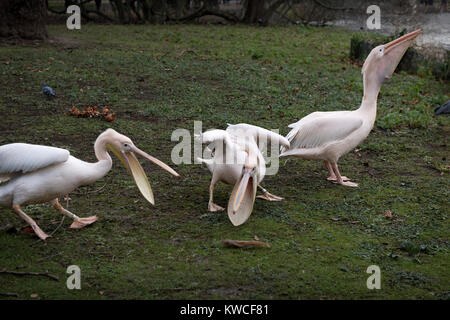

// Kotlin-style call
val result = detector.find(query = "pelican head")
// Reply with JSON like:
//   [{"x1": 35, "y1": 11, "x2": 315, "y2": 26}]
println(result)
[
  {"x1": 362, "y1": 29, "x2": 421, "y2": 97},
  {"x1": 98, "y1": 129, "x2": 179, "y2": 205}
]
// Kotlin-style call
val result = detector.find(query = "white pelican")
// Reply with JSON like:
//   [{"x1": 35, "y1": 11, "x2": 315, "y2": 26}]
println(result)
[
  {"x1": 198, "y1": 123, "x2": 289, "y2": 226},
  {"x1": 280, "y1": 29, "x2": 422, "y2": 187},
  {"x1": 0, "y1": 128, "x2": 179, "y2": 240}
]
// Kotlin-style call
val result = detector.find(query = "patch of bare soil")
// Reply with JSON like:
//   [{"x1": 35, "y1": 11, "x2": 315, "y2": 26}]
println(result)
[
  {"x1": 0, "y1": 37, "x2": 44, "y2": 47},
  {"x1": 47, "y1": 37, "x2": 86, "y2": 49},
  {"x1": 0, "y1": 36, "x2": 85, "y2": 49}
]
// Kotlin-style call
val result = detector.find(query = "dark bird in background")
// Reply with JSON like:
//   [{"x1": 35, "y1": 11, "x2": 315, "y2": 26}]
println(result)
[
  {"x1": 434, "y1": 100, "x2": 450, "y2": 116},
  {"x1": 42, "y1": 82, "x2": 56, "y2": 98}
]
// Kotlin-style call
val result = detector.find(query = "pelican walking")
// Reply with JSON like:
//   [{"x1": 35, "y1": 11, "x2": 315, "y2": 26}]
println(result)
[
  {"x1": 0, "y1": 128, "x2": 179, "y2": 240},
  {"x1": 280, "y1": 29, "x2": 421, "y2": 187},
  {"x1": 198, "y1": 123, "x2": 289, "y2": 226}
]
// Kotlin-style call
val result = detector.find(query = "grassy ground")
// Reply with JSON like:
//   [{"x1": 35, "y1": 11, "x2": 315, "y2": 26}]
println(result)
[{"x1": 0, "y1": 24, "x2": 448, "y2": 300}]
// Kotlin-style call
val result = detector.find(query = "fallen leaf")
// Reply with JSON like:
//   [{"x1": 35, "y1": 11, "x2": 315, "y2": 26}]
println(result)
[
  {"x1": 384, "y1": 210, "x2": 393, "y2": 219},
  {"x1": 68, "y1": 106, "x2": 81, "y2": 117},
  {"x1": 222, "y1": 239, "x2": 270, "y2": 248},
  {"x1": 22, "y1": 226, "x2": 35, "y2": 234},
  {"x1": 102, "y1": 106, "x2": 111, "y2": 116},
  {"x1": 104, "y1": 113, "x2": 115, "y2": 122}
]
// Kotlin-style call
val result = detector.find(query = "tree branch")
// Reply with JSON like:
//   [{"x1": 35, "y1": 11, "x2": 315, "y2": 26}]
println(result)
[
  {"x1": 174, "y1": 5, "x2": 240, "y2": 22},
  {"x1": 85, "y1": 9, "x2": 117, "y2": 22},
  {"x1": 262, "y1": 0, "x2": 286, "y2": 24},
  {"x1": 312, "y1": 0, "x2": 356, "y2": 10}
]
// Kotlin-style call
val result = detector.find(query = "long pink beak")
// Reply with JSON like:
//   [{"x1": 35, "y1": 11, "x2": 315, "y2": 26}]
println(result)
[
  {"x1": 129, "y1": 145, "x2": 180, "y2": 178},
  {"x1": 385, "y1": 29, "x2": 421, "y2": 51}
]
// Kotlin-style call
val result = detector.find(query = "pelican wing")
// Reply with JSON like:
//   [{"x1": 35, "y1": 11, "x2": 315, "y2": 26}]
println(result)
[
  {"x1": 0, "y1": 143, "x2": 70, "y2": 175},
  {"x1": 200, "y1": 129, "x2": 232, "y2": 145},
  {"x1": 199, "y1": 129, "x2": 243, "y2": 155},
  {"x1": 227, "y1": 123, "x2": 290, "y2": 149},
  {"x1": 285, "y1": 116, "x2": 363, "y2": 150},
  {"x1": 287, "y1": 111, "x2": 353, "y2": 129}
]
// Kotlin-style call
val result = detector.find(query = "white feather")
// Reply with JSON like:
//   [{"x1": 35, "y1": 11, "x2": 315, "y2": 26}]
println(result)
[
  {"x1": 0, "y1": 143, "x2": 70, "y2": 175},
  {"x1": 200, "y1": 129, "x2": 244, "y2": 155},
  {"x1": 285, "y1": 115, "x2": 363, "y2": 150},
  {"x1": 287, "y1": 111, "x2": 353, "y2": 128},
  {"x1": 201, "y1": 130, "x2": 232, "y2": 145},
  {"x1": 227, "y1": 123, "x2": 290, "y2": 148}
]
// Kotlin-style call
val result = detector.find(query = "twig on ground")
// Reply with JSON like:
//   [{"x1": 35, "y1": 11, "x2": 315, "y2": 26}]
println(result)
[
  {"x1": 72, "y1": 183, "x2": 107, "y2": 195},
  {"x1": 222, "y1": 239, "x2": 271, "y2": 248},
  {"x1": 29, "y1": 196, "x2": 70, "y2": 247},
  {"x1": 0, "y1": 269, "x2": 59, "y2": 281},
  {"x1": 0, "y1": 292, "x2": 19, "y2": 297},
  {"x1": 37, "y1": 252, "x2": 62, "y2": 263}
]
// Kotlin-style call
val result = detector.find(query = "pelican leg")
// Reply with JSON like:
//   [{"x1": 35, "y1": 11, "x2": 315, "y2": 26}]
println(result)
[
  {"x1": 51, "y1": 199, "x2": 98, "y2": 229},
  {"x1": 256, "y1": 185, "x2": 284, "y2": 201},
  {"x1": 12, "y1": 204, "x2": 50, "y2": 240},
  {"x1": 208, "y1": 182, "x2": 225, "y2": 212},
  {"x1": 325, "y1": 161, "x2": 350, "y2": 181},
  {"x1": 331, "y1": 162, "x2": 358, "y2": 187}
]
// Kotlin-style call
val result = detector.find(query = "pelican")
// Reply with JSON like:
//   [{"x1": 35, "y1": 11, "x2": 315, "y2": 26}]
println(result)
[
  {"x1": 198, "y1": 123, "x2": 289, "y2": 226},
  {"x1": 280, "y1": 29, "x2": 422, "y2": 187},
  {"x1": 0, "y1": 128, "x2": 179, "y2": 240}
]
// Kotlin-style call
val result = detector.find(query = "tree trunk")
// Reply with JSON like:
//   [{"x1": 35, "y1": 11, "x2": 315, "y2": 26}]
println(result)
[
  {"x1": 243, "y1": 0, "x2": 266, "y2": 23},
  {"x1": 0, "y1": 0, "x2": 48, "y2": 39},
  {"x1": 150, "y1": 0, "x2": 169, "y2": 23},
  {"x1": 243, "y1": 0, "x2": 285, "y2": 24}
]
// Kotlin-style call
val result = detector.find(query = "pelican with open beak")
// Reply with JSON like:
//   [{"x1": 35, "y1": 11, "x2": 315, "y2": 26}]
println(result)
[
  {"x1": 0, "y1": 128, "x2": 180, "y2": 240},
  {"x1": 106, "y1": 132, "x2": 180, "y2": 205},
  {"x1": 198, "y1": 123, "x2": 289, "y2": 226},
  {"x1": 227, "y1": 141, "x2": 260, "y2": 226},
  {"x1": 280, "y1": 29, "x2": 422, "y2": 187}
]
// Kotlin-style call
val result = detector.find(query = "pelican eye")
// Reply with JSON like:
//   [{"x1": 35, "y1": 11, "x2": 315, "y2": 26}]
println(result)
[
  {"x1": 243, "y1": 167, "x2": 256, "y2": 176},
  {"x1": 123, "y1": 143, "x2": 131, "y2": 151}
]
